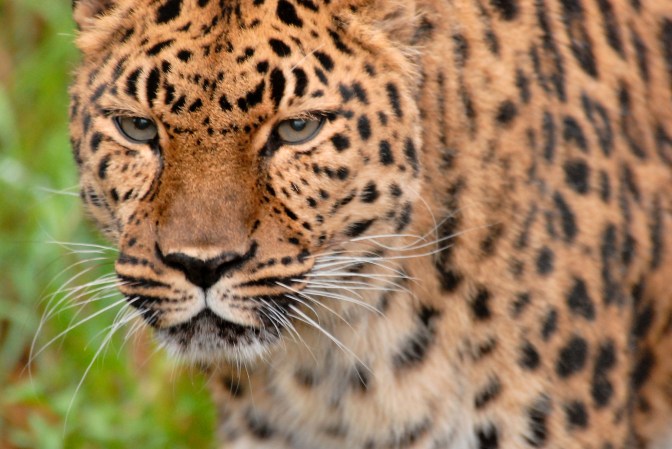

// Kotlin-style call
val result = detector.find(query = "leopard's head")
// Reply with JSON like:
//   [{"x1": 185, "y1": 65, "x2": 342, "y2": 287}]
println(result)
[{"x1": 70, "y1": 0, "x2": 425, "y2": 363}]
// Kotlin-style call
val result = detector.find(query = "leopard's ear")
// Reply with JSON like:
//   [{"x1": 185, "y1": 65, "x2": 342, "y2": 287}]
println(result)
[
  {"x1": 73, "y1": 0, "x2": 118, "y2": 31},
  {"x1": 334, "y1": 0, "x2": 423, "y2": 81}
]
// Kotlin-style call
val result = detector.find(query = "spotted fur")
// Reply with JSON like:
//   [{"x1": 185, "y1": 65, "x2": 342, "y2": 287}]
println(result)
[{"x1": 69, "y1": 0, "x2": 672, "y2": 447}]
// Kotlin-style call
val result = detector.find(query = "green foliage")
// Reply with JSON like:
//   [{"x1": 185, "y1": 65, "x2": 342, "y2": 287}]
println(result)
[{"x1": 0, "y1": 2, "x2": 216, "y2": 447}]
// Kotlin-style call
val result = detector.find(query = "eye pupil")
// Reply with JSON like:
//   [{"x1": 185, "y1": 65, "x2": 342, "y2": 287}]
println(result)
[
  {"x1": 290, "y1": 119, "x2": 307, "y2": 131},
  {"x1": 133, "y1": 117, "x2": 151, "y2": 130},
  {"x1": 114, "y1": 116, "x2": 158, "y2": 143}
]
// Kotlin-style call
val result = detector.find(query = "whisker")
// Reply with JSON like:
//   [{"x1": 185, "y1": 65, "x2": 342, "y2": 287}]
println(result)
[
  {"x1": 302, "y1": 288, "x2": 382, "y2": 316},
  {"x1": 288, "y1": 305, "x2": 368, "y2": 372},
  {"x1": 31, "y1": 296, "x2": 130, "y2": 364}
]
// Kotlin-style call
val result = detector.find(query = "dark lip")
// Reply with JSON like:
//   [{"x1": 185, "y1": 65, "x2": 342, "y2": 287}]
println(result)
[
  {"x1": 164, "y1": 308, "x2": 263, "y2": 344},
  {"x1": 159, "y1": 298, "x2": 291, "y2": 346}
]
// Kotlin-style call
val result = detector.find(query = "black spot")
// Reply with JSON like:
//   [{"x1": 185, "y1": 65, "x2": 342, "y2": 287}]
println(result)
[
  {"x1": 352, "y1": 82, "x2": 368, "y2": 104},
  {"x1": 360, "y1": 182, "x2": 379, "y2": 203},
  {"x1": 490, "y1": 0, "x2": 518, "y2": 20},
  {"x1": 98, "y1": 154, "x2": 111, "y2": 179},
  {"x1": 313, "y1": 67, "x2": 328, "y2": 85},
  {"x1": 542, "y1": 112, "x2": 556, "y2": 162},
  {"x1": 171, "y1": 95, "x2": 186, "y2": 114},
  {"x1": 328, "y1": 29, "x2": 353, "y2": 55},
  {"x1": 516, "y1": 69, "x2": 531, "y2": 103},
  {"x1": 350, "y1": 363, "x2": 369, "y2": 392},
  {"x1": 219, "y1": 94, "x2": 233, "y2": 111},
  {"x1": 480, "y1": 224, "x2": 504, "y2": 256},
  {"x1": 177, "y1": 50, "x2": 192, "y2": 62},
  {"x1": 393, "y1": 306, "x2": 441, "y2": 370},
  {"x1": 236, "y1": 47, "x2": 255, "y2": 64},
  {"x1": 245, "y1": 410, "x2": 275, "y2": 439},
  {"x1": 520, "y1": 340, "x2": 541, "y2": 370},
  {"x1": 452, "y1": 33, "x2": 469, "y2": 66},
  {"x1": 592, "y1": 340, "x2": 616, "y2": 407},
  {"x1": 618, "y1": 83, "x2": 647, "y2": 159},
  {"x1": 404, "y1": 138, "x2": 419, "y2": 174},
  {"x1": 292, "y1": 68, "x2": 308, "y2": 97},
  {"x1": 495, "y1": 100, "x2": 517, "y2": 126},
  {"x1": 188, "y1": 98, "x2": 202, "y2": 112},
  {"x1": 476, "y1": 425, "x2": 499, "y2": 449},
  {"x1": 147, "y1": 39, "x2": 175, "y2": 56},
  {"x1": 556, "y1": 335, "x2": 588, "y2": 378},
  {"x1": 221, "y1": 375, "x2": 245, "y2": 398},
  {"x1": 632, "y1": 347, "x2": 654, "y2": 389},
  {"x1": 536, "y1": 246, "x2": 554, "y2": 274},
  {"x1": 357, "y1": 115, "x2": 372, "y2": 140},
  {"x1": 269, "y1": 68, "x2": 286, "y2": 109},
  {"x1": 276, "y1": 0, "x2": 303, "y2": 27},
  {"x1": 581, "y1": 93, "x2": 613, "y2": 156},
  {"x1": 525, "y1": 396, "x2": 550, "y2": 447},
  {"x1": 90, "y1": 132, "x2": 104, "y2": 152},
  {"x1": 396, "y1": 202, "x2": 413, "y2": 231},
  {"x1": 145, "y1": 67, "x2": 161, "y2": 104},
  {"x1": 237, "y1": 80, "x2": 265, "y2": 112},
  {"x1": 532, "y1": 0, "x2": 567, "y2": 101},
  {"x1": 471, "y1": 287, "x2": 492, "y2": 321},
  {"x1": 554, "y1": 191, "x2": 577, "y2": 242},
  {"x1": 511, "y1": 292, "x2": 532, "y2": 317},
  {"x1": 345, "y1": 219, "x2": 375, "y2": 238},
  {"x1": 379, "y1": 140, "x2": 394, "y2": 165},
  {"x1": 156, "y1": 0, "x2": 182, "y2": 23},
  {"x1": 386, "y1": 83, "x2": 403, "y2": 118},
  {"x1": 125, "y1": 68, "x2": 142, "y2": 100},
  {"x1": 567, "y1": 277, "x2": 595, "y2": 320},
  {"x1": 564, "y1": 401, "x2": 589, "y2": 429},
  {"x1": 269, "y1": 38, "x2": 291, "y2": 57},
  {"x1": 560, "y1": 0, "x2": 598, "y2": 77},
  {"x1": 631, "y1": 29, "x2": 649, "y2": 81},
  {"x1": 599, "y1": 170, "x2": 611, "y2": 202},
  {"x1": 649, "y1": 195, "x2": 664, "y2": 269},
  {"x1": 331, "y1": 133, "x2": 350, "y2": 152},
  {"x1": 313, "y1": 51, "x2": 334, "y2": 71},
  {"x1": 597, "y1": 0, "x2": 624, "y2": 56},
  {"x1": 562, "y1": 116, "x2": 588, "y2": 152},
  {"x1": 336, "y1": 166, "x2": 349, "y2": 180},
  {"x1": 541, "y1": 308, "x2": 558, "y2": 340},
  {"x1": 600, "y1": 223, "x2": 622, "y2": 306},
  {"x1": 475, "y1": 377, "x2": 502, "y2": 409},
  {"x1": 515, "y1": 204, "x2": 538, "y2": 249},
  {"x1": 338, "y1": 83, "x2": 354, "y2": 102},
  {"x1": 662, "y1": 19, "x2": 672, "y2": 95},
  {"x1": 254, "y1": 61, "x2": 269, "y2": 74}
]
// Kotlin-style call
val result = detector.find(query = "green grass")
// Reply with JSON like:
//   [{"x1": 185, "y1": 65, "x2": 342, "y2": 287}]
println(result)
[{"x1": 0, "y1": 2, "x2": 216, "y2": 447}]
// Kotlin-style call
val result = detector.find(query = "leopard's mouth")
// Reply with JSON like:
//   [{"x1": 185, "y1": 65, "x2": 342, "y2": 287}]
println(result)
[{"x1": 152, "y1": 305, "x2": 287, "y2": 363}]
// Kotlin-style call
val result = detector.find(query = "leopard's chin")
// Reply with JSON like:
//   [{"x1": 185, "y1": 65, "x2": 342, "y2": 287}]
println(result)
[{"x1": 154, "y1": 309, "x2": 281, "y2": 364}]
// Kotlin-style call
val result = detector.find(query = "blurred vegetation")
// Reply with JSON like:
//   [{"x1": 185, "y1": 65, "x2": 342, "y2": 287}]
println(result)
[{"x1": 0, "y1": 1, "x2": 216, "y2": 448}]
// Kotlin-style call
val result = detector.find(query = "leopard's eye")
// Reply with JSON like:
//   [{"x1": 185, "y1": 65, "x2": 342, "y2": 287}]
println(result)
[
  {"x1": 275, "y1": 117, "x2": 324, "y2": 145},
  {"x1": 114, "y1": 116, "x2": 158, "y2": 143}
]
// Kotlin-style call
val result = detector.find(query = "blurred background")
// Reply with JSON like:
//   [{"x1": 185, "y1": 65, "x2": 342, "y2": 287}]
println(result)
[{"x1": 0, "y1": 1, "x2": 215, "y2": 447}]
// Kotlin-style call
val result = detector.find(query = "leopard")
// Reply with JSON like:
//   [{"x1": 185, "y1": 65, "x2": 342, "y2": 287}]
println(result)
[{"x1": 67, "y1": 0, "x2": 672, "y2": 447}]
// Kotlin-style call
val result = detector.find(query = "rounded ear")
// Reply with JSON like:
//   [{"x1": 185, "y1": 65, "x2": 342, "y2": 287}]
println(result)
[{"x1": 73, "y1": 0, "x2": 117, "y2": 30}]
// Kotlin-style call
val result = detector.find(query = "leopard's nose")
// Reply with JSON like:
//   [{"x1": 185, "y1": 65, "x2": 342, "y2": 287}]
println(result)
[{"x1": 156, "y1": 242, "x2": 258, "y2": 290}]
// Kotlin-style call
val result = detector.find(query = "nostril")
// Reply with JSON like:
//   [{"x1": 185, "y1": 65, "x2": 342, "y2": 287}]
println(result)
[{"x1": 157, "y1": 242, "x2": 258, "y2": 290}]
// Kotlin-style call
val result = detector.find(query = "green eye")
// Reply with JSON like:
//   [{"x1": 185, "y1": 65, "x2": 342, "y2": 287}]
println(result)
[
  {"x1": 276, "y1": 117, "x2": 324, "y2": 145},
  {"x1": 114, "y1": 116, "x2": 158, "y2": 143}
]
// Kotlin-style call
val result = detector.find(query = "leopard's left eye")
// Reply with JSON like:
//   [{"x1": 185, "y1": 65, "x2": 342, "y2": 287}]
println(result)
[
  {"x1": 114, "y1": 116, "x2": 158, "y2": 143},
  {"x1": 275, "y1": 117, "x2": 324, "y2": 145}
]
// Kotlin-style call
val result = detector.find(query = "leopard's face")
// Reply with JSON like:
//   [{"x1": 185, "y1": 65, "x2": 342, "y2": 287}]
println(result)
[{"x1": 69, "y1": 0, "x2": 421, "y2": 362}]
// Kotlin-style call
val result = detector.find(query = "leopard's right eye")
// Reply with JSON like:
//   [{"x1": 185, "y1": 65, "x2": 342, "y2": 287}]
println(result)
[{"x1": 114, "y1": 116, "x2": 158, "y2": 143}]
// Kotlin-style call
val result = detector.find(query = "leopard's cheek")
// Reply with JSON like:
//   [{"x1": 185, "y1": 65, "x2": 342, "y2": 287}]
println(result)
[{"x1": 77, "y1": 124, "x2": 162, "y2": 241}]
